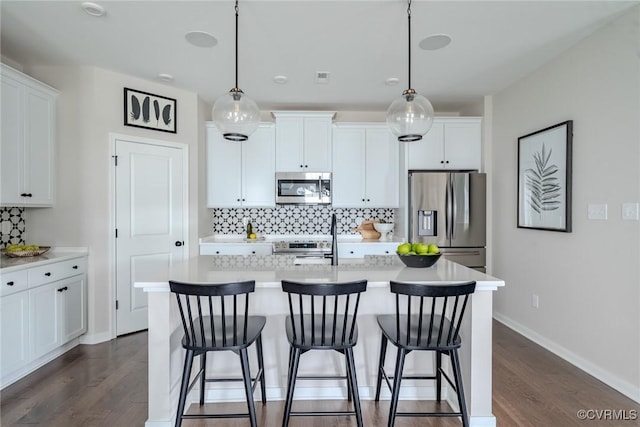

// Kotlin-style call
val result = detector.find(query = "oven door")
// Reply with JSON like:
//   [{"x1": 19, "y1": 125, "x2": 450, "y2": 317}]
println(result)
[{"x1": 276, "y1": 172, "x2": 331, "y2": 204}]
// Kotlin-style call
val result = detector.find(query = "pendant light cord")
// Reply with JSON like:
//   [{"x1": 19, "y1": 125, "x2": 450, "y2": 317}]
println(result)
[
  {"x1": 407, "y1": 0, "x2": 412, "y2": 90},
  {"x1": 234, "y1": 0, "x2": 239, "y2": 90}
]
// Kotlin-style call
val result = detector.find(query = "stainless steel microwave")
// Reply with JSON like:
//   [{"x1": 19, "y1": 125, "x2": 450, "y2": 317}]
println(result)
[{"x1": 275, "y1": 172, "x2": 331, "y2": 205}]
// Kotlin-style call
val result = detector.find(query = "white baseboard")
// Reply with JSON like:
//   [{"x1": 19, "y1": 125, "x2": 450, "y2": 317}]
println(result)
[
  {"x1": 79, "y1": 330, "x2": 112, "y2": 345},
  {"x1": 493, "y1": 313, "x2": 640, "y2": 403},
  {"x1": 1, "y1": 338, "x2": 80, "y2": 389}
]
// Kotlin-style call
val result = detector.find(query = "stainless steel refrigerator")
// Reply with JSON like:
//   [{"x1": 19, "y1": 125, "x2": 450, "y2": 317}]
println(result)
[{"x1": 408, "y1": 171, "x2": 486, "y2": 271}]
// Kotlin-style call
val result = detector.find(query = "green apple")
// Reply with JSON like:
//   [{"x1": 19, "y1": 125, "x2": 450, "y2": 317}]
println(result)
[
  {"x1": 427, "y1": 243, "x2": 440, "y2": 254},
  {"x1": 396, "y1": 243, "x2": 411, "y2": 255},
  {"x1": 415, "y1": 243, "x2": 429, "y2": 254}
]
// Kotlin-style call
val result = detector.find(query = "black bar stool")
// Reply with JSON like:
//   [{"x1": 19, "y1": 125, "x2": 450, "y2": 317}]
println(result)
[
  {"x1": 374, "y1": 280, "x2": 476, "y2": 427},
  {"x1": 280, "y1": 279, "x2": 368, "y2": 427},
  {"x1": 169, "y1": 280, "x2": 266, "y2": 427}
]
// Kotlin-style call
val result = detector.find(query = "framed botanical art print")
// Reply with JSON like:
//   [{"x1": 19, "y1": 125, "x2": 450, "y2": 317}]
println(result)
[
  {"x1": 124, "y1": 88, "x2": 176, "y2": 133},
  {"x1": 517, "y1": 120, "x2": 573, "y2": 232}
]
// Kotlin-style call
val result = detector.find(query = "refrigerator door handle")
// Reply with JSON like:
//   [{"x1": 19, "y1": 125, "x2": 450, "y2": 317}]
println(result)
[
  {"x1": 444, "y1": 175, "x2": 451, "y2": 241},
  {"x1": 451, "y1": 176, "x2": 457, "y2": 240}
]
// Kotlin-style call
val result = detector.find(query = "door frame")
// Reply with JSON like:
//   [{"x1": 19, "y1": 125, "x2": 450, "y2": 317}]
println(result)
[{"x1": 108, "y1": 133, "x2": 189, "y2": 339}]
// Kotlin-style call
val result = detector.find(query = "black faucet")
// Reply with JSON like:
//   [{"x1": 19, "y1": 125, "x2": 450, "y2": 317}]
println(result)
[{"x1": 326, "y1": 213, "x2": 338, "y2": 266}]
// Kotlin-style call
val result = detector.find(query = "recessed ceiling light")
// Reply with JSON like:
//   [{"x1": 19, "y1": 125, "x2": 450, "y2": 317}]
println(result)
[
  {"x1": 273, "y1": 75, "x2": 288, "y2": 84},
  {"x1": 185, "y1": 31, "x2": 218, "y2": 48},
  {"x1": 81, "y1": 2, "x2": 106, "y2": 17},
  {"x1": 157, "y1": 73, "x2": 174, "y2": 83},
  {"x1": 385, "y1": 77, "x2": 400, "y2": 86},
  {"x1": 419, "y1": 34, "x2": 452, "y2": 51}
]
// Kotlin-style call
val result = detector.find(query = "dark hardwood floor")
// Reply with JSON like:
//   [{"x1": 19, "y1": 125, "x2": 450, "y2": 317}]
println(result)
[{"x1": 1, "y1": 321, "x2": 638, "y2": 426}]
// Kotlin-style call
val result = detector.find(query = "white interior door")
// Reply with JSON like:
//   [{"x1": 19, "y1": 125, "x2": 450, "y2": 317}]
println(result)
[{"x1": 115, "y1": 137, "x2": 186, "y2": 336}]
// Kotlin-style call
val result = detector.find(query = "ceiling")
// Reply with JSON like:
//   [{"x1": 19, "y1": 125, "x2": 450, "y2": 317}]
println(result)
[{"x1": 1, "y1": 1, "x2": 637, "y2": 113}]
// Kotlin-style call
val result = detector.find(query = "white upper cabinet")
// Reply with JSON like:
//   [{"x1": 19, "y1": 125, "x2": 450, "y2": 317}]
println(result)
[
  {"x1": 206, "y1": 123, "x2": 276, "y2": 208},
  {"x1": 406, "y1": 117, "x2": 482, "y2": 171},
  {"x1": 273, "y1": 111, "x2": 335, "y2": 172},
  {"x1": 1, "y1": 64, "x2": 59, "y2": 207},
  {"x1": 332, "y1": 124, "x2": 399, "y2": 208}
]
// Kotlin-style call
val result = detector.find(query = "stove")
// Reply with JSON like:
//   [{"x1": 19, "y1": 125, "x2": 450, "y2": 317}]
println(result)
[{"x1": 272, "y1": 240, "x2": 332, "y2": 256}]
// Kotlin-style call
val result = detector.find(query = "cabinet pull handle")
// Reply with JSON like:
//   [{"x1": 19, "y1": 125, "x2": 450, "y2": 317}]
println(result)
[
  {"x1": 440, "y1": 160, "x2": 444, "y2": 164},
  {"x1": 251, "y1": 251, "x2": 255, "y2": 254},
  {"x1": 349, "y1": 251, "x2": 354, "y2": 254},
  {"x1": 57, "y1": 287, "x2": 64, "y2": 292},
  {"x1": 215, "y1": 251, "x2": 220, "y2": 254},
  {"x1": 45, "y1": 272, "x2": 51, "y2": 276},
  {"x1": 20, "y1": 193, "x2": 28, "y2": 197},
  {"x1": 300, "y1": 164, "x2": 303, "y2": 168},
  {"x1": 72, "y1": 265, "x2": 78, "y2": 269},
  {"x1": 6, "y1": 281, "x2": 14, "y2": 286}
]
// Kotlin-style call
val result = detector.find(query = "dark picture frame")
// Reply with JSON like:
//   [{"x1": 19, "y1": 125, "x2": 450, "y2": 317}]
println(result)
[
  {"x1": 517, "y1": 120, "x2": 573, "y2": 232},
  {"x1": 124, "y1": 88, "x2": 176, "y2": 133}
]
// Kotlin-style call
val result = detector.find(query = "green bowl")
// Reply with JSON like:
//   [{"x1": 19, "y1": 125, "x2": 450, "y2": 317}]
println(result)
[{"x1": 396, "y1": 252, "x2": 441, "y2": 268}]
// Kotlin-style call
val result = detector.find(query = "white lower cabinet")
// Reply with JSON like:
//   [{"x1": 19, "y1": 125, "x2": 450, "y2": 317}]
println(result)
[
  {"x1": 0, "y1": 255, "x2": 87, "y2": 388},
  {"x1": 0, "y1": 291, "x2": 29, "y2": 377},
  {"x1": 199, "y1": 243, "x2": 272, "y2": 256},
  {"x1": 338, "y1": 242, "x2": 398, "y2": 258}
]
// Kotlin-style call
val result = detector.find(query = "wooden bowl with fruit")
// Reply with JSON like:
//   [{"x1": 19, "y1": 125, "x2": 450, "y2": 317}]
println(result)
[
  {"x1": 396, "y1": 242, "x2": 441, "y2": 268},
  {"x1": 2, "y1": 244, "x2": 50, "y2": 258}
]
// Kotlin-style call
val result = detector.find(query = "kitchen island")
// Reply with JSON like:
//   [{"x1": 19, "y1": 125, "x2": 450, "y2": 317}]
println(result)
[{"x1": 135, "y1": 255, "x2": 504, "y2": 427}]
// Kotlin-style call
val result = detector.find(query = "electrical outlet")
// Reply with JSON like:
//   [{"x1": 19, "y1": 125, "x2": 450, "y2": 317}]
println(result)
[
  {"x1": 622, "y1": 203, "x2": 639, "y2": 221},
  {"x1": 587, "y1": 204, "x2": 608, "y2": 220},
  {"x1": 531, "y1": 294, "x2": 539, "y2": 309}
]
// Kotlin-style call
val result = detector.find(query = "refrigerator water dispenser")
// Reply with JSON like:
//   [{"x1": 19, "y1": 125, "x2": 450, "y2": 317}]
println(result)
[{"x1": 418, "y1": 210, "x2": 436, "y2": 236}]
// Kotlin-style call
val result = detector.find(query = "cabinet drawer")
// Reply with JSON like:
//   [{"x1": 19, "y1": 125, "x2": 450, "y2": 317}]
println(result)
[
  {"x1": 1, "y1": 270, "x2": 28, "y2": 296},
  {"x1": 200, "y1": 244, "x2": 272, "y2": 256},
  {"x1": 28, "y1": 257, "x2": 86, "y2": 287},
  {"x1": 338, "y1": 242, "x2": 397, "y2": 258}
]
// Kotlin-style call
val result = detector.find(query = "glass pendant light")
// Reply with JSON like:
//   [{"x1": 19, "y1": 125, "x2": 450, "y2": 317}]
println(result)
[
  {"x1": 386, "y1": 0, "x2": 434, "y2": 142},
  {"x1": 212, "y1": 0, "x2": 259, "y2": 142}
]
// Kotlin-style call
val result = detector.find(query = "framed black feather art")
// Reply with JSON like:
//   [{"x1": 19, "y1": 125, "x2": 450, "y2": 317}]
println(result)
[
  {"x1": 517, "y1": 120, "x2": 573, "y2": 232},
  {"x1": 124, "y1": 88, "x2": 176, "y2": 133}
]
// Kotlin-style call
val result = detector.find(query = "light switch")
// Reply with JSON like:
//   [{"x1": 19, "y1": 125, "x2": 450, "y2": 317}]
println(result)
[
  {"x1": 622, "y1": 203, "x2": 639, "y2": 221},
  {"x1": 587, "y1": 204, "x2": 608, "y2": 220}
]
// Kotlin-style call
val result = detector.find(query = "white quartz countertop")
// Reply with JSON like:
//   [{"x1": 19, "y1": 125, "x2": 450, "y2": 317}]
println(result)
[
  {"x1": 135, "y1": 255, "x2": 504, "y2": 293},
  {"x1": 199, "y1": 234, "x2": 405, "y2": 244},
  {"x1": 0, "y1": 247, "x2": 89, "y2": 273}
]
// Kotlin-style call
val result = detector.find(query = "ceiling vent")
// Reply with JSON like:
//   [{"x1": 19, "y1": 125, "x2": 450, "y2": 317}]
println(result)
[{"x1": 315, "y1": 71, "x2": 330, "y2": 84}]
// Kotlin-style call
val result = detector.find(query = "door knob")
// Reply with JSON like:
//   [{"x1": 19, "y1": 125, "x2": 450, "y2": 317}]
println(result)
[{"x1": 175, "y1": 241, "x2": 183, "y2": 247}]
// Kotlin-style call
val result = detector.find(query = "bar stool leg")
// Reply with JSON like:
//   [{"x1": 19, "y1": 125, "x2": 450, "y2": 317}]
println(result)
[
  {"x1": 436, "y1": 350, "x2": 442, "y2": 402},
  {"x1": 175, "y1": 349, "x2": 194, "y2": 427},
  {"x1": 256, "y1": 335, "x2": 267, "y2": 404},
  {"x1": 345, "y1": 347, "x2": 363, "y2": 427},
  {"x1": 374, "y1": 335, "x2": 388, "y2": 401},
  {"x1": 239, "y1": 348, "x2": 258, "y2": 427},
  {"x1": 451, "y1": 349, "x2": 469, "y2": 427},
  {"x1": 199, "y1": 352, "x2": 206, "y2": 405},
  {"x1": 345, "y1": 352, "x2": 353, "y2": 402},
  {"x1": 282, "y1": 347, "x2": 301, "y2": 427},
  {"x1": 388, "y1": 347, "x2": 406, "y2": 427}
]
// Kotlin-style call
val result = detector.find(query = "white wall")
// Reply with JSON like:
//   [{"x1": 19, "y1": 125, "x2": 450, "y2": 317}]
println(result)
[
  {"x1": 491, "y1": 7, "x2": 639, "y2": 401},
  {"x1": 22, "y1": 65, "x2": 204, "y2": 342}
]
